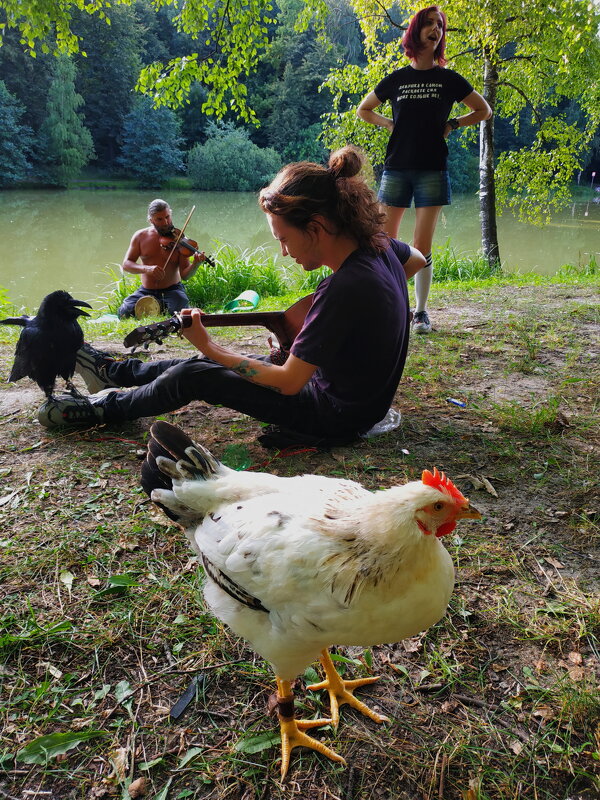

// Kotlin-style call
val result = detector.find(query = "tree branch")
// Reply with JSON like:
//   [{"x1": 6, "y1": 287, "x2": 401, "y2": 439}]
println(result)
[{"x1": 497, "y1": 80, "x2": 543, "y2": 126}]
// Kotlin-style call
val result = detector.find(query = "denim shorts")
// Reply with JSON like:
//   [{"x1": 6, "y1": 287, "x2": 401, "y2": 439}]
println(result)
[{"x1": 378, "y1": 169, "x2": 451, "y2": 208}]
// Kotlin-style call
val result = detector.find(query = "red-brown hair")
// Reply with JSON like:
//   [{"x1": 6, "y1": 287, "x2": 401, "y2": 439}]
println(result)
[
  {"x1": 402, "y1": 5, "x2": 447, "y2": 66},
  {"x1": 259, "y1": 146, "x2": 388, "y2": 253}
]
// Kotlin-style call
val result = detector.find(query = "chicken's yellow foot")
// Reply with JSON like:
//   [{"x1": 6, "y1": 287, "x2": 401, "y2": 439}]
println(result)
[
  {"x1": 307, "y1": 649, "x2": 390, "y2": 728},
  {"x1": 276, "y1": 678, "x2": 346, "y2": 779}
]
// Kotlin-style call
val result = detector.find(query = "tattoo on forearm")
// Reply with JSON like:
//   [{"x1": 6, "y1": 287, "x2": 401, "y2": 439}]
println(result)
[
  {"x1": 231, "y1": 359, "x2": 282, "y2": 392},
  {"x1": 232, "y1": 360, "x2": 259, "y2": 379}
]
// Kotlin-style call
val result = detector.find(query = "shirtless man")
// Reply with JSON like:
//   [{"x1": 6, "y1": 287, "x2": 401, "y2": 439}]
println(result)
[{"x1": 118, "y1": 199, "x2": 207, "y2": 319}]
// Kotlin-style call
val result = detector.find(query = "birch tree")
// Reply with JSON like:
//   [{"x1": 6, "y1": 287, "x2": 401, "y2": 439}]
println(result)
[{"x1": 318, "y1": 0, "x2": 600, "y2": 265}]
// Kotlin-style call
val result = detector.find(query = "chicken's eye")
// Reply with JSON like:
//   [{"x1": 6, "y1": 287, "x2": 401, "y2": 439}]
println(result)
[{"x1": 434, "y1": 502, "x2": 445, "y2": 511}]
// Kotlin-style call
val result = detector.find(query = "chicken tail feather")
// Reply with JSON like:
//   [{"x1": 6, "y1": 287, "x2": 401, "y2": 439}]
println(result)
[
  {"x1": 141, "y1": 421, "x2": 223, "y2": 522},
  {"x1": 149, "y1": 420, "x2": 221, "y2": 479}
]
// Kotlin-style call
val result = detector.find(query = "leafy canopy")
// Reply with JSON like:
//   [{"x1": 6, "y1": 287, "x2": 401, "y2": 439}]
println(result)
[
  {"x1": 317, "y1": 0, "x2": 600, "y2": 223},
  {"x1": 0, "y1": 0, "x2": 276, "y2": 122}
]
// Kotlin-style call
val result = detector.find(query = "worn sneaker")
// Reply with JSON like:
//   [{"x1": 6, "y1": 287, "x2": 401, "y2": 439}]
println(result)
[
  {"x1": 75, "y1": 343, "x2": 120, "y2": 393},
  {"x1": 412, "y1": 310, "x2": 432, "y2": 334},
  {"x1": 38, "y1": 393, "x2": 104, "y2": 429}
]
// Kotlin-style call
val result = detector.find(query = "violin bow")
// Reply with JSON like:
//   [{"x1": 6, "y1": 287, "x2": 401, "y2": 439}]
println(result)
[{"x1": 160, "y1": 205, "x2": 196, "y2": 273}]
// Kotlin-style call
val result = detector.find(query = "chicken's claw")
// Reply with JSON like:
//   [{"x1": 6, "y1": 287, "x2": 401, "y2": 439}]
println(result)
[
  {"x1": 309, "y1": 650, "x2": 390, "y2": 728},
  {"x1": 279, "y1": 714, "x2": 346, "y2": 779},
  {"x1": 275, "y1": 678, "x2": 345, "y2": 779}
]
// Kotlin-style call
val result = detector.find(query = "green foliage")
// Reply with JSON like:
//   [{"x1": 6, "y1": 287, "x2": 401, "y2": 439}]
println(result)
[
  {"x1": 446, "y1": 136, "x2": 479, "y2": 195},
  {"x1": 0, "y1": 80, "x2": 33, "y2": 185},
  {"x1": 319, "y1": 0, "x2": 600, "y2": 227},
  {"x1": 37, "y1": 54, "x2": 95, "y2": 187},
  {"x1": 107, "y1": 244, "x2": 290, "y2": 314},
  {"x1": 496, "y1": 117, "x2": 585, "y2": 224},
  {"x1": 187, "y1": 122, "x2": 281, "y2": 192},
  {"x1": 72, "y1": 5, "x2": 144, "y2": 166},
  {"x1": 431, "y1": 243, "x2": 502, "y2": 282},
  {"x1": 117, "y1": 96, "x2": 185, "y2": 189},
  {"x1": 0, "y1": 0, "x2": 276, "y2": 122},
  {"x1": 252, "y1": 10, "x2": 345, "y2": 162},
  {"x1": 15, "y1": 730, "x2": 108, "y2": 765},
  {"x1": 134, "y1": 0, "x2": 276, "y2": 122}
]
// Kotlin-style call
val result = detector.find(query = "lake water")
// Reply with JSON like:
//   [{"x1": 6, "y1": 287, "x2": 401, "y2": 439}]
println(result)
[{"x1": 2, "y1": 189, "x2": 599, "y2": 310}]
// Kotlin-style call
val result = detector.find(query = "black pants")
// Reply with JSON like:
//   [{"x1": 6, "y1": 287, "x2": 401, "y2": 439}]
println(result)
[
  {"x1": 97, "y1": 354, "x2": 355, "y2": 439},
  {"x1": 118, "y1": 283, "x2": 190, "y2": 319}
]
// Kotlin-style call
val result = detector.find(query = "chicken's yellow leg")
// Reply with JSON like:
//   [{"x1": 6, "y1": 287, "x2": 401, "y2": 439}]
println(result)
[
  {"x1": 275, "y1": 677, "x2": 346, "y2": 779},
  {"x1": 306, "y1": 649, "x2": 390, "y2": 728}
]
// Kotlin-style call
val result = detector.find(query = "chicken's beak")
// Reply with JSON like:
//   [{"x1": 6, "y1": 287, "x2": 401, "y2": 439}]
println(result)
[{"x1": 456, "y1": 502, "x2": 482, "y2": 521}]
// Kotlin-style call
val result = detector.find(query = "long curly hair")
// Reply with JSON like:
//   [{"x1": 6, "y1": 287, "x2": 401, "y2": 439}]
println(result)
[
  {"x1": 402, "y1": 5, "x2": 447, "y2": 66},
  {"x1": 259, "y1": 146, "x2": 388, "y2": 252}
]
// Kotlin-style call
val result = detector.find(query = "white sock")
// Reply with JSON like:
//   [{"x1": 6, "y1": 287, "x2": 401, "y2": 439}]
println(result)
[{"x1": 414, "y1": 254, "x2": 432, "y2": 313}]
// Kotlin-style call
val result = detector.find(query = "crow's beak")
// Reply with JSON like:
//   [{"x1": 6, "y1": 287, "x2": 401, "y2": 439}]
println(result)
[
  {"x1": 73, "y1": 299, "x2": 92, "y2": 317},
  {"x1": 456, "y1": 502, "x2": 482, "y2": 520}
]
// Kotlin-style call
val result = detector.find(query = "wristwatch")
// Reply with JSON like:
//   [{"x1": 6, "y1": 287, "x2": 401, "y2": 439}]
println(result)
[{"x1": 447, "y1": 118, "x2": 461, "y2": 131}]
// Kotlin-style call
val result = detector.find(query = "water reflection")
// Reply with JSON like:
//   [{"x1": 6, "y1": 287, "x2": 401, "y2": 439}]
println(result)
[{"x1": 2, "y1": 189, "x2": 599, "y2": 309}]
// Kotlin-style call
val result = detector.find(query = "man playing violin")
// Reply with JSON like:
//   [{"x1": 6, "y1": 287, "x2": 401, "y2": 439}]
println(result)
[
  {"x1": 118, "y1": 198, "x2": 208, "y2": 319},
  {"x1": 39, "y1": 147, "x2": 426, "y2": 447}
]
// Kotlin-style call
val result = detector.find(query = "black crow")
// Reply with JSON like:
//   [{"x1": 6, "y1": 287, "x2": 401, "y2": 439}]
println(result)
[{"x1": 1, "y1": 290, "x2": 92, "y2": 399}]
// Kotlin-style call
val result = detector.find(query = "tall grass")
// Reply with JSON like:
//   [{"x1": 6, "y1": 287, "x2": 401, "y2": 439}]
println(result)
[
  {"x1": 106, "y1": 244, "x2": 293, "y2": 314},
  {"x1": 432, "y1": 241, "x2": 503, "y2": 281},
  {"x1": 186, "y1": 243, "x2": 290, "y2": 308}
]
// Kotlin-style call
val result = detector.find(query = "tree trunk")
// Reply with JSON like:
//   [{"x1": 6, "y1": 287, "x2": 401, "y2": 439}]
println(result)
[{"x1": 479, "y1": 55, "x2": 500, "y2": 266}]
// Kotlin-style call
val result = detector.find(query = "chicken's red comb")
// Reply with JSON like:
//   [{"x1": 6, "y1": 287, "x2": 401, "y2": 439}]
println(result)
[{"x1": 421, "y1": 467, "x2": 466, "y2": 503}]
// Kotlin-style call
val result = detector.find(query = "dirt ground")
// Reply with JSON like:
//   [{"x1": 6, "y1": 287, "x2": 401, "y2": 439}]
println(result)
[{"x1": 0, "y1": 281, "x2": 598, "y2": 800}]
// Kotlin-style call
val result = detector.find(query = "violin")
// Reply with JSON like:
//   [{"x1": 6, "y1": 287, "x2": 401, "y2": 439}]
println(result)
[
  {"x1": 160, "y1": 227, "x2": 201, "y2": 256},
  {"x1": 159, "y1": 226, "x2": 216, "y2": 268}
]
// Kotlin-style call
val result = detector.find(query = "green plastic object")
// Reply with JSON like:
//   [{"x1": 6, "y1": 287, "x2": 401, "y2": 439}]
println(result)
[{"x1": 223, "y1": 290, "x2": 260, "y2": 312}]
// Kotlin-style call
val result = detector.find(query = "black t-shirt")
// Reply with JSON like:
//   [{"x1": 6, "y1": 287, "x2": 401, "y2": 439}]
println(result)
[
  {"x1": 291, "y1": 239, "x2": 411, "y2": 432},
  {"x1": 374, "y1": 66, "x2": 473, "y2": 170}
]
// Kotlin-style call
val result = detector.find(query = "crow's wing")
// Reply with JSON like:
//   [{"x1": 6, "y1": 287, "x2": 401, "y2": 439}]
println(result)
[
  {"x1": 8, "y1": 325, "x2": 37, "y2": 382},
  {"x1": 50, "y1": 322, "x2": 85, "y2": 382},
  {"x1": 8, "y1": 323, "x2": 57, "y2": 394}
]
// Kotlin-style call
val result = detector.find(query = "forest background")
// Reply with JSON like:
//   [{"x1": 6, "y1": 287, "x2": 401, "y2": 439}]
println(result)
[{"x1": 1, "y1": 0, "x2": 599, "y2": 223}]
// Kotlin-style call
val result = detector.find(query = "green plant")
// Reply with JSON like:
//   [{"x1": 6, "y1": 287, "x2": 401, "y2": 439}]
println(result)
[
  {"x1": 188, "y1": 122, "x2": 281, "y2": 192},
  {"x1": 432, "y1": 242, "x2": 503, "y2": 281}
]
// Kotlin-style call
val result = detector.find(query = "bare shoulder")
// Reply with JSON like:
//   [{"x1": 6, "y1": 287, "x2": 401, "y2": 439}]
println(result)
[{"x1": 133, "y1": 226, "x2": 155, "y2": 241}]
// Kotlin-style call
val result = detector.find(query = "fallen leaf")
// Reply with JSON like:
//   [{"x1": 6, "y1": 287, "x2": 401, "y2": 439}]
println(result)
[
  {"x1": 478, "y1": 476, "x2": 497, "y2": 496},
  {"x1": 128, "y1": 777, "x2": 148, "y2": 798},
  {"x1": 441, "y1": 700, "x2": 458, "y2": 713},
  {"x1": 38, "y1": 661, "x2": 63, "y2": 679},
  {"x1": 116, "y1": 539, "x2": 140, "y2": 552},
  {"x1": 545, "y1": 557, "x2": 565, "y2": 569},
  {"x1": 509, "y1": 740, "x2": 523, "y2": 755},
  {"x1": 532, "y1": 705, "x2": 554, "y2": 721},
  {"x1": 110, "y1": 746, "x2": 129, "y2": 781},
  {"x1": 60, "y1": 570, "x2": 75, "y2": 596}
]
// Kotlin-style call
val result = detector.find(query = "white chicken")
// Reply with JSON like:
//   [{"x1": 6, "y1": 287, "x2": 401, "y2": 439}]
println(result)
[{"x1": 142, "y1": 421, "x2": 481, "y2": 778}]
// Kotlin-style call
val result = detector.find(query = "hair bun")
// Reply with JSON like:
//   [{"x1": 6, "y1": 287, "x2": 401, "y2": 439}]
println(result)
[{"x1": 328, "y1": 145, "x2": 365, "y2": 179}]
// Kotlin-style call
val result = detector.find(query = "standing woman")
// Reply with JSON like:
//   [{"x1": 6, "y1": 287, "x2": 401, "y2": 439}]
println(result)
[{"x1": 357, "y1": 5, "x2": 491, "y2": 333}]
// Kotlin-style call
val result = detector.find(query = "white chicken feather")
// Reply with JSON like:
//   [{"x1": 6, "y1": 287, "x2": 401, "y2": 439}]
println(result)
[{"x1": 142, "y1": 421, "x2": 481, "y2": 777}]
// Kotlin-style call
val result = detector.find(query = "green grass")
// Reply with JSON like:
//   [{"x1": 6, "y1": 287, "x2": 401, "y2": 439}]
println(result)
[{"x1": 0, "y1": 263, "x2": 598, "y2": 800}]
